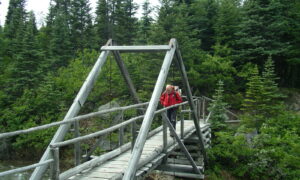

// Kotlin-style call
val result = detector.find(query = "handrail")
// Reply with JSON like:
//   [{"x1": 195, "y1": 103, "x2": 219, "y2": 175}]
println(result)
[
  {"x1": 59, "y1": 126, "x2": 164, "y2": 180},
  {"x1": 1, "y1": 97, "x2": 205, "y2": 179},
  {"x1": 0, "y1": 159, "x2": 54, "y2": 177},
  {"x1": 50, "y1": 99, "x2": 201, "y2": 180},
  {"x1": 50, "y1": 101, "x2": 192, "y2": 148},
  {"x1": 0, "y1": 102, "x2": 149, "y2": 140}
]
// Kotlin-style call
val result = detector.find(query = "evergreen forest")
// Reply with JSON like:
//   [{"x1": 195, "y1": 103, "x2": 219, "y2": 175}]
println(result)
[{"x1": 0, "y1": 0, "x2": 299, "y2": 179}]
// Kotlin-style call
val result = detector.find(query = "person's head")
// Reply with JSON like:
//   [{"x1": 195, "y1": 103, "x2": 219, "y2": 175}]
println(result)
[{"x1": 166, "y1": 84, "x2": 174, "y2": 94}]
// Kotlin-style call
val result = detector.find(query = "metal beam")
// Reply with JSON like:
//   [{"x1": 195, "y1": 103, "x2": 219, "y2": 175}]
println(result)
[
  {"x1": 173, "y1": 42, "x2": 208, "y2": 164},
  {"x1": 30, "y1": 40, "x2": 112, "y2": 180},
  {"x1": 101, "y1": 45, "x2": 170, "y2": 52},
  {"x1": 122, "y1": 39, "x2": 176, "y2": 180}
]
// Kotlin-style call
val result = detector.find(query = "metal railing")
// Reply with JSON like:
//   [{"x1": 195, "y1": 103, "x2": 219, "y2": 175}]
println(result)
[
  {"x1": 0, "y1": 96, "x2": 219, "y2": 179},
  {"x1": 0, "y1": 102, "x2": 149, "y2": 178},
  {"x1": 48, "y1": 99, "x2": 205, "y2": 179}
]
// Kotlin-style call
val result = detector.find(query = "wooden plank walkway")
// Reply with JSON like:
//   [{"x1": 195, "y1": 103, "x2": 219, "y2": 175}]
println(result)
[{"x1": 69, "y1": 120, "x2": 205, "y2": 180}]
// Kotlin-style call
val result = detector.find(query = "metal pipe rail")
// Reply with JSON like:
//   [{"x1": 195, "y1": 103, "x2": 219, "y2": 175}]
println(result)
[
  {"x1": 50, "y1": 100, "x2": 195, "y2": 148},
  {"x1": 0, "y1": 159, "x2": 54, "y2": 178},
  {"x1": 0, "y1": 102, "x2": 149, "y2": 140},
  {"x1": 0, "y1": 102, "x2": 148, "y2": 179},
  {"x1": 49, "y1": 99, "x2": 202, "y2": 179}
]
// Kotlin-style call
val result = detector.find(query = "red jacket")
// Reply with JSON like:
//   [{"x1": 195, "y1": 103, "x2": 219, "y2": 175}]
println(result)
[{"x1": 160, "y1": 91, "x2": 182, "y2": 107}]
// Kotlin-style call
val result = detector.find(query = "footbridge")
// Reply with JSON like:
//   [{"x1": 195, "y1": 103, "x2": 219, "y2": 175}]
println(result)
[{"x1": 0, "y1": 39, "x2": 239, "y2": 179}]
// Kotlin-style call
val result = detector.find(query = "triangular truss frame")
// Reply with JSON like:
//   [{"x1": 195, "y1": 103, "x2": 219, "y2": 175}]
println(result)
[{"x1": 30, "y1": 39, "x2": 207, "y2": 180}]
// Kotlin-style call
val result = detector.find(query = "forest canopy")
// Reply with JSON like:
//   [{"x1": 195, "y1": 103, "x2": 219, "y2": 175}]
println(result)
[{"x1": 0, "y1": 0, "x2": 299, "y2": 179}]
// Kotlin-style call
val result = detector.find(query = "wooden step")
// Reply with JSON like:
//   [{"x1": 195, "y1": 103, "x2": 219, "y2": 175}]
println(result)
[
  {"x1": 161, "y1": 171, "x2": 204, "y2": 179},
  {"x1": 157, "y1": 164, "x2": 204, "y2": 173},
  {"x1": 167, "y1": 158, "x2": 204, "y2": 166}
]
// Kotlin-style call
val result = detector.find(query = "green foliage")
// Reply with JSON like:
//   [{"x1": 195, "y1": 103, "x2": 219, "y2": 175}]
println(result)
[
  {"x1": 242, "y1": 66, "x2": 266, "y2": 129},
  {"x1": 214, "y1": 0, "x2": 241, "y2": 47},
  {"x1": 135, "y1": 0, "x2": 153, "y2": 44},
  {"x1": 234, "y1": 0, "x2": 300, "y2": 87},
  {"x1": 70, "y1": 0, "x2": 94, "y2": 50},
  {"x1": 0, "y1": 0, "x2": 299, "y2": 173},
  {"x1": 189, "y1": 0, "x2": 218, "y2": 52},
  {"x1": 209, "y1": 112, "x2": 300, "y2": 179},
  {"x1": 189, "y1": 45, "x2": 236, "y2": 94},
  {"x1": 208, "y1": 80, "x2": 228, "y2": 130},
  {"x1": 242, "y1": 58, "x2": 285, "y2": 130},
  {"x1": 95, "y1": 0, "x2": 110, "y2": 45}
]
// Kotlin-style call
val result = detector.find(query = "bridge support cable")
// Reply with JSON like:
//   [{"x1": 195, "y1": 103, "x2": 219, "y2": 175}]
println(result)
[
  {"x1": 30, "y1": 40, "x2": 113, "y2": 180},
  {"x1": 122, "y1": 39, "x2": 177, "y2": 180},
  {"x1": 174, "y1": 43, "x2": 208, "y2": 164},
  {"x1": 161, "y1": 113, "x2": 202, "y2": 175}
]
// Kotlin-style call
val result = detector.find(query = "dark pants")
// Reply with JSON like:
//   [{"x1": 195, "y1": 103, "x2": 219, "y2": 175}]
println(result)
[{"x1": 167, "y1": 108, "x2": 177, "y2": 130}]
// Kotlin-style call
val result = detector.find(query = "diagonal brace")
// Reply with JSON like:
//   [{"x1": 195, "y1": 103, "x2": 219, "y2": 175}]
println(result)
[
  {"x1": 174, "y1": 44, "x2": 208, "y2": 164},
  {"x1": 161, "y1": 113, "x2": 202, "y2": 175}
]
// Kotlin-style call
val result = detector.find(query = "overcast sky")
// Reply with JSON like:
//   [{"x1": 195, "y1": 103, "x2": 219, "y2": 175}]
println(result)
[{"x1": 0, "y1": 0, "x2": 160, "y2": 26}]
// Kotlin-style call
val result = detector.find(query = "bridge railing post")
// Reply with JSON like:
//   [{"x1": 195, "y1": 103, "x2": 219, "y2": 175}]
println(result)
[
  {"x1": 180, "y1": 106, "x2": 184, "y2": 140},
  {"x1": 119, "y1": 110, "x2": 124, "y2": 147},
  {"x1": 202, "y1": 98, "x2": 206, "y2": 121},
  {"x1": 50, "y1": 147, "x2": 60, "y2": 180},
  {"x1": 162, "y1": 113, "x2": 167, "y2": 153},
  {"x1": 198, "y1": 98, "x2": 201, "y2": 124},
  {"x1": 131, "y1": 121, "x2": 137, "y2": 150},
  {"x1": 74, "y1": 119, "x2": 81, "y2": 166}
]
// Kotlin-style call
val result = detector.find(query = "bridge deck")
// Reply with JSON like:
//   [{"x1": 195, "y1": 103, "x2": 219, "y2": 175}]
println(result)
[{"x1": 69, "y1": 120, "x2": 205, "y2": 180}]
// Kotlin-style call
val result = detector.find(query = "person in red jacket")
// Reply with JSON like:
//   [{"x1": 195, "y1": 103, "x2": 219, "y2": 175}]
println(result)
[{"x1": 160, "y1": 84, "x2": 182, "y2": 132}]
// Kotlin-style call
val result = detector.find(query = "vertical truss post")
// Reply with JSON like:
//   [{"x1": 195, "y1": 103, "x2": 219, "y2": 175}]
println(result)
[
  {"x1": 122, "y1": 39, "x2": 176, "y2": 180},
  {"x1": 174, "y1": 42, "x2": 208, "y2": 164},
  {"x1": 30, "y1": 40, "x2": 112, "y2": 180}
]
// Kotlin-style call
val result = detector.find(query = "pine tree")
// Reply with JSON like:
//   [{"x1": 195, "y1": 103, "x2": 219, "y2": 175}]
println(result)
[
  {"x1": 189, "y1": 0, "x2": 217, "y2": 52},
  {"x1": 214, "y1": 0, "x2": 241, "y2": 47},
  {"x1": 4, "y1": 0, "x2": 26, "y2": 55},
  {"x1": 70, "y1": 0, "x2": 94, "y2": 50},
  {"x1": 113, "y1": 0, "x2": 138, "y2": 44},
  {"x1": 234, "y1": 0, "x2": 299, "y2": 87},
  {"x1": 261, "y1": 56, "x2": 284, "y2": 117},
  {"x1": 48, "y1": 0, "x2": 73, "y2": 69},
  {"x1": 208, "y1": 80, "x2": 228, "y2": 130},
  {"x1": 9, "y1": 11, "x2": 42, "y2": 96},
  {"x1": 135, "y1": 0, "x2": 153, "y2": 44},
  {"x1": 4, "y1": 0, "x2": 26, "y2": 39},
  {"x1": 242, "y1": 65, "x2": 266, "y2": 130},
  {"x1": 94, "y1": 0, "x2": 110, "y2": 45}
]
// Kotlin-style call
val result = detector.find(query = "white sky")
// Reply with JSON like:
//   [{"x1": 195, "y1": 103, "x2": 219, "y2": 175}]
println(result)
[{"x1": 0, "y1": 0, "x2": 160, "y2": 26}]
